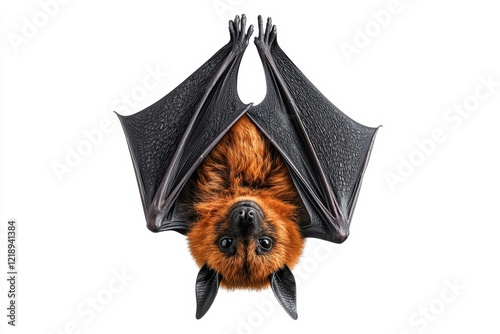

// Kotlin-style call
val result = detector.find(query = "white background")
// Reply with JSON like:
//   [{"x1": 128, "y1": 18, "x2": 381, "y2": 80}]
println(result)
[{"x1": 1, "y1": 0, "x2": 499, "y2": 333}]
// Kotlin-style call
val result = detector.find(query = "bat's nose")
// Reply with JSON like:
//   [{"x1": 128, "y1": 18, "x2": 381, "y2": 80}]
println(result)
[
  {"x1": 229, "y1": 201, "x2": 264, "y2": 230},
  {"x1": 234, "y1": 206, "x2": 258, "y2": 224}
]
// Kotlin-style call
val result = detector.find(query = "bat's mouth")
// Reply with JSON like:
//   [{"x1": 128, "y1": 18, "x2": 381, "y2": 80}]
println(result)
[{"x1": 229, "y1": 201, "x2": 264, "y2": 215}]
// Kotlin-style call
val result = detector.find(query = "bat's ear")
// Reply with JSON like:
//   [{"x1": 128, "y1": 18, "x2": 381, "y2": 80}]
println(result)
[
  {"x1": 195, "y1": 264, "x2": 221, "y2": 319},
  {"x1": 269, "y1": 265, "x2": 298, "y2": 320}
]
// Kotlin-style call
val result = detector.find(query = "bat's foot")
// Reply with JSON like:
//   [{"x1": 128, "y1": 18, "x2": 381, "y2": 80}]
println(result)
[
  {"x1": 254, "y1": 15, "x2": 277, "y2": 55},
  {"x1": 229, "y1": 14, "x2": 254, "y2": 54}
]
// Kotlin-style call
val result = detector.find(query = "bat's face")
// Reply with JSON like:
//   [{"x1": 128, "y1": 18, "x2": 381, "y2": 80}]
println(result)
[
  {"x1": 188, "y1": 196, "x2": 303, "y2": 289},
  {"x1": 187, "y1": 116, "x2": 305, "y2": 290}
]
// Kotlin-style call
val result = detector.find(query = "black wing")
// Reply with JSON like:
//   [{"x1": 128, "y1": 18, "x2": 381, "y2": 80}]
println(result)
[
  {"x1": 116, "y1": 16, "x2": 254, "y2": 233},
  {"x1": 247, "y1": 16, "x2": 379, "y2": 243}
]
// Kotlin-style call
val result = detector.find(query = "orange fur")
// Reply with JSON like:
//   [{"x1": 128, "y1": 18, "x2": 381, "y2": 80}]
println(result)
[{"x1": 187, "y1": 115, "x2": 305, "y2": 289}]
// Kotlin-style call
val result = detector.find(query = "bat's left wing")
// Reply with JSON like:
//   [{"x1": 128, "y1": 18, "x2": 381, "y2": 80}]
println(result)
[
  {"x1": 248, "y1": 16, "x2": 379, "y2": 244},
  {"x1": 116, "y1": 16, "x2": 253, "y2": 234}
]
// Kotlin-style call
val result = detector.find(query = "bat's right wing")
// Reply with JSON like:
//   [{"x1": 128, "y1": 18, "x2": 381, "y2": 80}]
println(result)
[
  {"x1": 248, "y1": 16, "x2": 379, "y2": 244},
  {"x1": 117, "y1": 16, "x2": 253, "y2": 233}
]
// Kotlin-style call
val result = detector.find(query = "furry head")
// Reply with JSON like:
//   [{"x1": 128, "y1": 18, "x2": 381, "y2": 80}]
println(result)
[{"x1": 188, "y1": 115, "x2": 305, "y2": 290}]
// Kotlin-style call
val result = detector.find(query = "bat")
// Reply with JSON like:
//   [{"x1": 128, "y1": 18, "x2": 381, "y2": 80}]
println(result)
[{"x1": 116, "y1": 14, "x2": 379, "y2": 320}]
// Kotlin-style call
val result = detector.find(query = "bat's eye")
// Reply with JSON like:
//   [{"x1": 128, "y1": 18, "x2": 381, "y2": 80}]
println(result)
[
  {"x1": 258, "y1": 237, "x2": 273, "y2": 251},
  {"x1": 219, "y1": 237, "x2": 234, "y2": 250}
]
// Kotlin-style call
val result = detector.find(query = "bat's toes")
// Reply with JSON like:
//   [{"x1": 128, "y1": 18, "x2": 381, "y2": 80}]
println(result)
[
  {"x1": 246, "y1": 25, "x2": 254, "y2": 42},
  {"x1": 254, "y1": 15, "x2": 277, "y2": 53},
  {"x1": 229, "y1": 14, "x2": 253, "y2": 50}
]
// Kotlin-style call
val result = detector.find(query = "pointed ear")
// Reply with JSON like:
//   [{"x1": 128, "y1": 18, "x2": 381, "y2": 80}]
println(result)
[
  {"x1": 195, "y1": 264, "x2": 221, "y2": 319},
  {"x1": 269, "y1": 265, "x2": 298, "y2": 320}
]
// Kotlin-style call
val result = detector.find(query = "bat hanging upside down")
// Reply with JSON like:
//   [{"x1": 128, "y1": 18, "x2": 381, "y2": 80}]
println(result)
[{"x1": 117, "y1": 15, "x2": 379, "y2": 319}]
